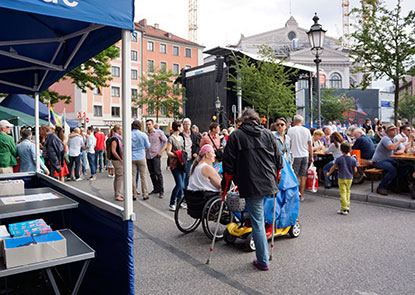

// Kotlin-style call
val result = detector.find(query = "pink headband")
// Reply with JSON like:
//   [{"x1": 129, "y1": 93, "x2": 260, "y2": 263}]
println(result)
[{"x1": 199, "y1": 144, "x2": 214, "y2": 157}]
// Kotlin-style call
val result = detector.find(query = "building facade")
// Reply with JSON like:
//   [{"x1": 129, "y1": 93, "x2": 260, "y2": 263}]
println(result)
[
  {"x1": 51, "y1": 19, "x2": 204, "y2": 130},
  {"x1": 232, "y1": 16, "x2": 364, "y2": 90}
]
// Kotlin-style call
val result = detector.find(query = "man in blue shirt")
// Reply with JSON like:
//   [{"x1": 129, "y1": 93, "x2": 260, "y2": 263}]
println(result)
[
  {"x1": 16, "y1": 129, "x2": 49, "y2": 174},
  {"x1": 132, "y1": 120, "x2": 150, "y2": 200},
  {"x1": 352, "y1": 128, "x2": 375, "y2": 165},
  {"x1": 372, "y1": 124, "x2": 406, "y2": 195}
]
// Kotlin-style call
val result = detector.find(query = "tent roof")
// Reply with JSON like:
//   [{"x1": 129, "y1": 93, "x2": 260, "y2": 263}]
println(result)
[
  {"x1": 1, "y1": 94, "x2": 78, "y2": 127},
  {"x1": 0, "y1": 0, "x2": 134, "y2": 94},
  {"x1": 0, "y1": 105, "x2": 48, "y2": 126}
]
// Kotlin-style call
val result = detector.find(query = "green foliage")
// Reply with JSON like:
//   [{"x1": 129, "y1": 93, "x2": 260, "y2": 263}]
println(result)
[
  {"x1": 398, "y1": 93, "x2": 415, "y2": 123},
  {"x1": 349, "y1": 0, "x2": 415, "y2": 124},
  {"x1": 139, "y1": 68, "x2": 184, "y2": 122},
  {"x1": 315, "y1": 89, "x2": 355, "y2": 124},
  {"x1": 41, "y1": 45, "x2": 120, "y2": 105},
  {"x1": 228, "y1": 45, "x2": 298, "y2": 127}
]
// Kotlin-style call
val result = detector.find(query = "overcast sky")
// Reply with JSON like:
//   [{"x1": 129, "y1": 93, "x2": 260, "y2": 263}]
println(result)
[{"x1": 135, "y1": 0, "x2": 412, "y2": 89}]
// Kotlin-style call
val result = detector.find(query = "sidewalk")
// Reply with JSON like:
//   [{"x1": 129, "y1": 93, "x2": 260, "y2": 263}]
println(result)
[{"x1": 316, "y1": 179, "x2": 415, "y2": 210}]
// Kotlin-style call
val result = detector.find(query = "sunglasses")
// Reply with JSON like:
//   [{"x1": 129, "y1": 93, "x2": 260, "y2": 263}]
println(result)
[{"x1": 276, "y1": 123, "x2": 285, "y2": 126}]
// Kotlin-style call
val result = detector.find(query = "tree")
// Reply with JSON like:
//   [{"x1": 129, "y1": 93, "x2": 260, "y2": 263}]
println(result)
[
  {"x1": 41, "y1": 45, "x2": 120, "y2": 105},
  {"x1": 228, "y1": 45, "x2": 298, "y2": 127},
  {"x1": 314, "y1": 89, "x2": 355, "y2": 124},
  {"x1": 349, "y1": 0, "x2": 415, "y2": 125},
  {"x1": 139, "y1": 68, "x2": 183, "y2": 122},
  {"x1": 398, "y1": 93, "x2": 415, "y2": 123}
]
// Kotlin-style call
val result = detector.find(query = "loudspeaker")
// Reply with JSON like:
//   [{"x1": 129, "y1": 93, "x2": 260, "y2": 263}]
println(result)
[{"x1": 215, "y1": 57, "x2": 224, "y2": 83}]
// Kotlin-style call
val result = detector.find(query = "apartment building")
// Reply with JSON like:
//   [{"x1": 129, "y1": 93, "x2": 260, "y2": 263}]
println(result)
[{"x1": 51, "y1": 19, "x2": 204, "y2": 130}]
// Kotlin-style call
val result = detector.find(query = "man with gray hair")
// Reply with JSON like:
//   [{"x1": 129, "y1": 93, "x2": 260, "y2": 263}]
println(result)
[
  {"x1": 352, "y1": 128, "x2": 374, "y2": 165},
  {"x1": 287, "y1": 114, "x2": 313, "y2": 201}
]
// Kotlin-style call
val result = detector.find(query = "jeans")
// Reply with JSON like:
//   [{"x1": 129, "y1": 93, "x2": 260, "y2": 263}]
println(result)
[
  {"x1": 87, "y1": 152, "x2": 96, "y2": 176},
  {"x1": 68, "y1": 155, "x2": 81, "y2": 179},
  {"x1": 323, "y1": 161, "x2": 338, "y2": 187},
  {"x1": 147, "y1": 157, "x2": 164, "y2": 194},
  {"x1": 184, "y1": 159, "x2": 193, "y2": 189},
  {"x1": 94, "y1": 150, "x2": 104, "y2": 172},
  {"x1": 170, "y1": 167, "x2": 185, "y2": 206},
  {"x1": 245, "y1": 196, "x2": 269, "y2": 266},
  {"x1": 374, "y1": 160, "x2": 398, "y2": 190},
  {"x1": 80, "y1": 151, "x2": 87, "y2": 174}
]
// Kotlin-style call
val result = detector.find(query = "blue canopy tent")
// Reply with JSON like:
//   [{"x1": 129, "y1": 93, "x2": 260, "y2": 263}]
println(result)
[
  {"x1": 0, "y1": 1, "x2": 135, "y2": 294},
  {"x1": 1, "y1": 94, "x2": 78, "y2": 128}
]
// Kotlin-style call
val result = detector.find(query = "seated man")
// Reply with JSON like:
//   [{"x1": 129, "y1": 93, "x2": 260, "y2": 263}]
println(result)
[
  {"x1": 394, "y1": 125, "x2": 412, "y2": 152},
  {"x1": 352, "y1": 128, "x2": 375, "y2": 165},
  {"x1": 371, "y1": 124, "x2": 406, "y2": 195}
]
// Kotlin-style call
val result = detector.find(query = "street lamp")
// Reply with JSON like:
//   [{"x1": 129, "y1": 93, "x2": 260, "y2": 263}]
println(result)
[
  {"x1": 215, "y1": 97, "x2": 221, "y2": 123},
  {"x1": 307, "y1": 13, "x2": 326, "y2": 129}
]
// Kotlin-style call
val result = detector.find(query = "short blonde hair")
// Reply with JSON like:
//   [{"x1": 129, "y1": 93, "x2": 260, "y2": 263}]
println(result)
[{"x1": 313, "y1": 129, "x2": 324, "y2": 137}]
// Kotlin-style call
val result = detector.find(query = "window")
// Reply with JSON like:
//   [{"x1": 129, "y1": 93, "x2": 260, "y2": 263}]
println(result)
[
  {"x1": 161, "y1": 105, "x2": 168, "y2": 116},
  {"x1": 111, "y1": 106, "x2": 120, "y2": 117},
  {"x1": 330, "y1": 73, "x2": 342, "y2": 89},
  {"x1": 147, "y1": 103, "x2": 155, "y2": 115},
  {"x1": 93, "y1": 85, "x2": 101, "y2": 95},
  {"x1": 160, "y1": 43, "x2": 167, "y2": 54},
  {"x1": 115, "y1": 46, "x2": 120, "y2": 58},
  {"x1": 131, "y1": 88, "x2": 138, "y2": 99},
  {"x1": 131, "y1": 50, "x2": 138, "y2": 61},
  {"x1": 93, "y1": 105, "x2": 102, "y2": 117},
  {"x1": 172, "y1": 46, "x2": 179, "y2": 56},
  {"x1": 111, "y1": 66, "x2": 120, "y2": 77},
  {"x1": 173, "y1": 83, "x2": 181, "y2": 95},
  {"x1": 147, "y1": 60, "x2": 154, "y2": 73},
  {"x1": 111, "y1": 86, "x2": 120, "y2": 97},
  {"x1": 172, "y1": 63, "x2": 180, "y2": 74},
  {"x1": 160, "y1": 62, "x2": 167, "y2": 72},
  {"x1": 132, "y1": 107, "x2": 138, "y2": 118},
  {"x1": 131, "y1": 69, "x2": 138, "y2": 80},
  {"x1": 147, "y1": 80, "x2": 155, "y2": 94},
  {"x1": 147, "y1": 41, "x2": 154, "y2": 51},
  {"x1": 185, "y1": 48, "x2": 192, "y2": 57}
]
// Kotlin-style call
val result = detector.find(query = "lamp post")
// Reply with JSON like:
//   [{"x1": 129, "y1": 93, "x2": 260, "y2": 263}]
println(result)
[
  {"x1": 307, "y1": 13, "x2": 326, "y2": 129},
  {"x1": 215, "y1": 97, "x2": 221, "y2": 124}
]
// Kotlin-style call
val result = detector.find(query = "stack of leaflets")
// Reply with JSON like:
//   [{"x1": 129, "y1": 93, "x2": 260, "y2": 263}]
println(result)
[{"x1": 8, "y1": 219, "x2": 52, "y2": 237}]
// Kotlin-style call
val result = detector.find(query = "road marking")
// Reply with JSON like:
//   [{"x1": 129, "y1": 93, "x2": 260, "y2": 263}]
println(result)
[{"x1": 137, "y1": 200, "x2": 175, "y2": 222}]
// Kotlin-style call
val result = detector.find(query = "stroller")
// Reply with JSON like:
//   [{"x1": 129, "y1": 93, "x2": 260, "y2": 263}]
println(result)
[{"x1": 222, "y1": 156, "x2": 301, "y2": 251}]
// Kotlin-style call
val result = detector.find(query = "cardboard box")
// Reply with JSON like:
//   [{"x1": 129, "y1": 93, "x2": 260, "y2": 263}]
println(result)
[
  {"x1": 3, "y1": 231, "x2": 67, "y2": 268},
  {"x1": 0, "y1": 180, "x2": 24, "y2": 197}
]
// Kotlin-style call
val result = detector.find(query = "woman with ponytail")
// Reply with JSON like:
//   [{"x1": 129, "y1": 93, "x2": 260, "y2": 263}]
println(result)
[{"x1": 187, "y1": 144, "x2": 221, "y2": 192}]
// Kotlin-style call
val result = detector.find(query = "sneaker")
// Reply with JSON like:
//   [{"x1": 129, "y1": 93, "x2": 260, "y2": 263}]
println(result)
[
  {"x1": 253, "y1": 259, "x2": 269, "y2": 271},
  {"x1": 89, "y1": 175, "x2": 96, "y2": 181},
  {"x1": 158, "y1": 193, "x2": 164, "y2": 199},
  {"x1": 149, "y1": 190, "x2": 159, "y2": 195},
  {"x1": 337, "y1": 209, "x2": 349, "y2": 215},
  {"x1": 168, "y1": 204, "x2": 176, "y2": 211},
  {"x1": 75, "y1": 178, "x2": 82, "y2": 182},
  {"x1": 108, "y1": 174, "x2": 115, "y2": 178},
  {"x1": 180, "y1": 202, "x2": 187, "y2": 209},
  {"x1": 300, "y1": 195, "x2": 305, "y2": 202}
]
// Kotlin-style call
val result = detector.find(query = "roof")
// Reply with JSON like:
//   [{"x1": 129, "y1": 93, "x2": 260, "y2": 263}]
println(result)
[
  {"x1": 135, "y1": 20, "x2": 204, "y2": 48},
  {"x1": 204, "y1": 46, "x2": 315, "y2": 73}
]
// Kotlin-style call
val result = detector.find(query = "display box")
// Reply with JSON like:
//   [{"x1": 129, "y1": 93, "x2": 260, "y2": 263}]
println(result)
[
  {"x1": 0, "y1": 180, "x2": 24, "y2": 197},
  {"x1": 3, "y1": 231, "x2": 67, "y2": 268}
]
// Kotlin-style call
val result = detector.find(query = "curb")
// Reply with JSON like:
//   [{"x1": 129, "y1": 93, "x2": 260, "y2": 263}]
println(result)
[{"x1": 316, "y1": 187, "x2": 415, "y2": 210}]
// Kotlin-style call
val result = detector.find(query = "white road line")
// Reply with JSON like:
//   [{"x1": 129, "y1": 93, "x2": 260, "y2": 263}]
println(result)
[{"x1": 137, "y1": 200, "x2": 175, "y2": 222}]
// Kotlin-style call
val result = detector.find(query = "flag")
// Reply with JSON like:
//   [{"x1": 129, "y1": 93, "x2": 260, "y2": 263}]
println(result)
[
  {"x1": 63, "y1": 108, "x2": 70, "y2": 142},
  {"x1": 97, "y1": 85, "x2": 103, "y2": 95},
  {"x1": 49, "y1": 104, "x2": 63, "y2": 127}
]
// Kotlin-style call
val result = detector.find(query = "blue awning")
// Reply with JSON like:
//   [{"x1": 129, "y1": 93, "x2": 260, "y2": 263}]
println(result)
[{"x1": 0, "y1": 0, "x2": 134, "y2": 94}]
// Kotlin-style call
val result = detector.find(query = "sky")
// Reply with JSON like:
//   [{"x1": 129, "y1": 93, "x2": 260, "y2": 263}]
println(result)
[{"x1": 135, "y1": 0, "x2": 412, "y2": 90}]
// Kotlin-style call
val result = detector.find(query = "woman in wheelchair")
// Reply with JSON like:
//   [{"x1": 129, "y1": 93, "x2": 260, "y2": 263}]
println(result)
[{"x1": 187, "y1": 144, "x2": 221, "y2": 192}]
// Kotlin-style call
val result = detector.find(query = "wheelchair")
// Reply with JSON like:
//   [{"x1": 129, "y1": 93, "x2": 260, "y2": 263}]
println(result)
[{"x1": 174, "y1": 189, "x2": 232, "y2": 240}]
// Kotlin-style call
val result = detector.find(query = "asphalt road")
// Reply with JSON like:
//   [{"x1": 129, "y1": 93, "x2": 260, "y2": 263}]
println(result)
[{"x1": 69, "y1": 159, "x2": 415, "y2": 295}]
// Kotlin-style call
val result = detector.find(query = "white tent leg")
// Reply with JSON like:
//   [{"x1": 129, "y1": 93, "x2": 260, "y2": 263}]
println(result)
[
  {"x1": 122, "y1": 29, "x2": 134, "y2": 221},
  {"x1": 34, "y1": 91, "x2": 40, "y2": 172}
]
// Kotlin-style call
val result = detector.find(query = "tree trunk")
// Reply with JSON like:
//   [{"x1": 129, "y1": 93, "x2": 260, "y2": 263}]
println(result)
[{"x1": 394, "y1": 80, "x2": 399, "y2": 126}]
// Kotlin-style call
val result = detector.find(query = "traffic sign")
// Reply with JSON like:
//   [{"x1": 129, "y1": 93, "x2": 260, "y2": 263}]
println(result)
[{"x1": 319, "y1": 73, "x2": 325, "y2": 86}]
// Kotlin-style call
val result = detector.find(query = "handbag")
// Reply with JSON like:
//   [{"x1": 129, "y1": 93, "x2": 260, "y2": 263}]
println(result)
[
  {"x1": 306, "y1": 164, "x2": 318, "y2": 193},
  {"x1": 208, "y1": 134, "x2": 223, "y2": 162}
]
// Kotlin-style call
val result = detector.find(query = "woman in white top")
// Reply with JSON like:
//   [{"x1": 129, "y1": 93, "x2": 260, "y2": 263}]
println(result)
[
  {"x1": 188, "y1": 144, "x2": 221, "y2": 192},
  {"x1": 323, "y1": 132, "x2": 344, "y2": 188}
]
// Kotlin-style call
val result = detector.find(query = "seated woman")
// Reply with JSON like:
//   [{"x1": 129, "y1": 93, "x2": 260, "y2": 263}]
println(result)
[
  {"x1": 323, "y1": 132, "x2": 344, "y2": 188},
  {"x1": 188, "y1": 144, "x2": 221, "y2": 192}
]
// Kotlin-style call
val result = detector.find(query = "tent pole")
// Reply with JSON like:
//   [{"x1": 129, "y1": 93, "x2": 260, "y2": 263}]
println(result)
[
  {"x1": 122, "y1": 29, "x2": 134, "y2": 221},
  {"x1": 34, "y1": 73, "x2": 40, "y2": 172}
]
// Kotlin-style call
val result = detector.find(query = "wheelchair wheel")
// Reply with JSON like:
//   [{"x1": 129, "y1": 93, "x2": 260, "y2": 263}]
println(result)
[
  {"x1": 201, "y1": 196, "x2": 231, "y2": 240},
  {"x1": 174, "y1": 198, "x2": 201, "y2": 234}
]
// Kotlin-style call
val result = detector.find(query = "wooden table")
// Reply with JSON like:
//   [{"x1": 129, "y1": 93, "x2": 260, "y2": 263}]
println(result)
[
  {"x1": 390, "y1": 153, "x2": 415, "y2": 160},
  {"x1": 313, "y1": 151, "x2": 332, "y2": 156}
]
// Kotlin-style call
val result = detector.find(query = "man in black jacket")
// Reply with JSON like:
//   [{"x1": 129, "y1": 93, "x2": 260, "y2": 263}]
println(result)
[
  {"x1": 40, "y1": 124, "x2": 64, "y2": 177},
  {"x1": 222, "y1": 108, "x2": 283, "y2": 271},
  {"x1": 181, "y1": 118, "x2": 200, "y2": 189}
]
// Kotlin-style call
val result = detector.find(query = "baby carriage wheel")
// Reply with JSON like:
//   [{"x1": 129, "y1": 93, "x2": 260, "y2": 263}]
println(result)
[
  {"x1": 174, "y1": 198, "x2": 201, "y2": 233},
  {"x1": 288, "y1": 221, "x2": 301, "y2": 238},
  {"x1": 202, "y1": 196, "x2": 231, "y2": 240},
  {"x1": 244, "y1": 233, "x2": 256, "y2": 252},
  {"x1": 223, "y1": 228, "x2": 237, "y2": 244}
]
